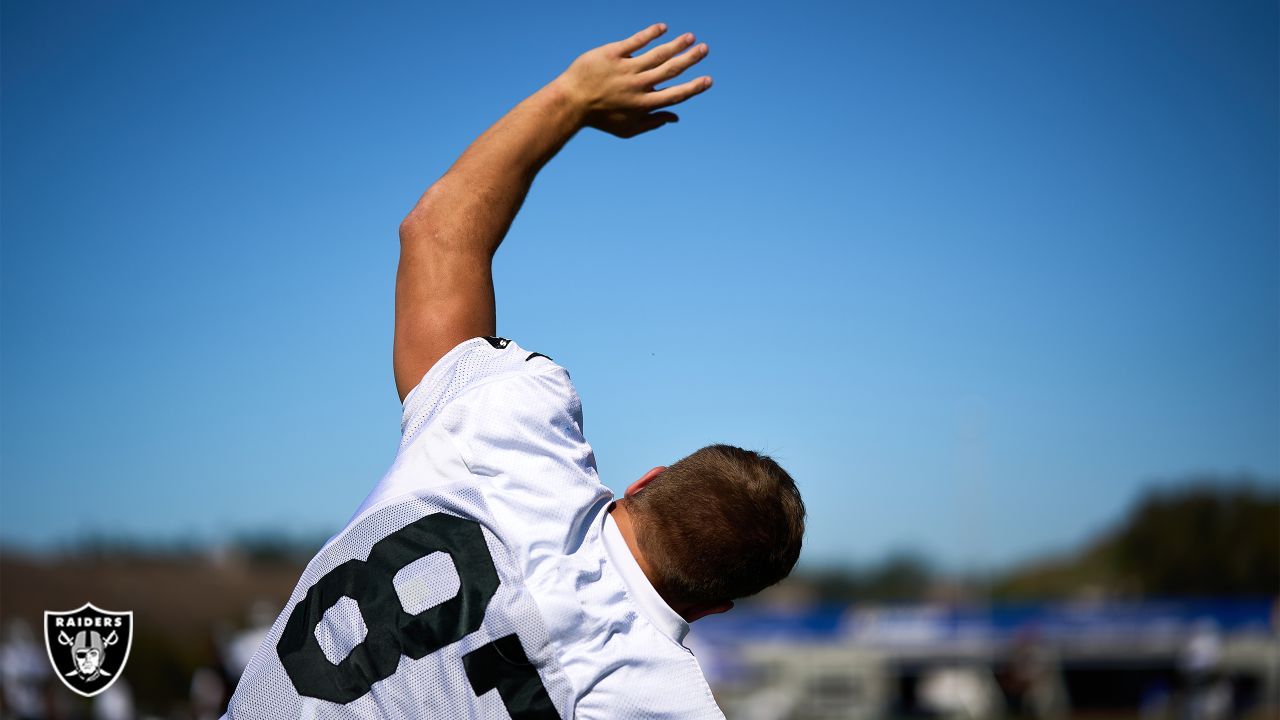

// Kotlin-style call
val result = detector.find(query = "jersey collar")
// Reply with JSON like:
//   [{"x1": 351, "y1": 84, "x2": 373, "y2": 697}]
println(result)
[{"x1": 600, "y1": 505, "x2": 691, "y2": 646}]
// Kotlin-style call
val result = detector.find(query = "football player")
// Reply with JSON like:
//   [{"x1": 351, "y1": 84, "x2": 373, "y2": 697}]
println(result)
[{"x1": 225, "y1": 23, "x2": 805, "y2": 718}]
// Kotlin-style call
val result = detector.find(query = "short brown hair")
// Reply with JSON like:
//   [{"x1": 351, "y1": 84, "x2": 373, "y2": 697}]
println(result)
[{"x1": 622, "y1": 444, "x2": 806, "y2": 606}]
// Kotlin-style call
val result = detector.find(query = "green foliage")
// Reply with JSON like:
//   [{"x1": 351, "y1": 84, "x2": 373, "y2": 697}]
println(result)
[
  {"x1": 800, "y1": 550, "x2": 935, "y2": 603},
  {"x1": 995, "y1": 476, "x2": 1279, "y2": 600},
  {"x1": 990, "y1": 541, "x2": 1127, "y2": 600},
  {"x1": 1113, "y1": 479, "x2": 1279, "y2": 596}
]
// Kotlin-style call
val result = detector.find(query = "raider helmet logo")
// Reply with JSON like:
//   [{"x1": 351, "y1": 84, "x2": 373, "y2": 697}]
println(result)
[{"x1": 43, "y1": 603, "x2": 133, "y2": 697}]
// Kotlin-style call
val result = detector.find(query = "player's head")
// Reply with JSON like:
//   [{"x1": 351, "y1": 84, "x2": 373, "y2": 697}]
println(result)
[{"x1": 620, "y1": 444, "x2": 805, "y2": 613}]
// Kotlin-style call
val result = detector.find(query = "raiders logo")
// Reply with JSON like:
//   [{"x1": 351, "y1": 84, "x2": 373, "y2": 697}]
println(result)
[{"x1": 43, "y1": 603, "x2": 134, "y2": 697}]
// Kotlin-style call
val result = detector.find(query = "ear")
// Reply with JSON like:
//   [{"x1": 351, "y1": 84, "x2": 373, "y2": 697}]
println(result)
[
  {"x1": 624, "y1": 465, "x2": 666, "y2": 498},
  {"x1": 685, "y1": 600, "x2": 734, "y2": 623}
]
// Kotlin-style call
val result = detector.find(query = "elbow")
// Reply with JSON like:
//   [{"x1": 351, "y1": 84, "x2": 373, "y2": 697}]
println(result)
[
  {"x1": 399, "y1": 211, "x2": 426, "y2": 245},
  {"x1": 400, "y1": 200, "x2": 436, "y2": 244},
  {"x1": 400, "y1": 208, "x2": 444, "y2": 249},
  {"x1": 399, "y1": 183, "x2": 447, "y2": 245}
]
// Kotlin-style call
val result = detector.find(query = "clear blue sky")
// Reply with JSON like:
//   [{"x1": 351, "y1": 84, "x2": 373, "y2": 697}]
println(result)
[{"x1": 3, "y1": 1, "x2": 1276, "y2": 570}]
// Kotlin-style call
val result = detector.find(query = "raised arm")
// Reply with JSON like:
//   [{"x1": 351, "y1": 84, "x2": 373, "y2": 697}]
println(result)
[{"x1": 393, "y1": 23, "x2": 712, "y2": 401}]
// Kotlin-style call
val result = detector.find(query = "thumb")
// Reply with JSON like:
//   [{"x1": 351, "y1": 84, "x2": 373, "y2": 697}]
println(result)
[{"x1": 636, "y1": 112, "x2": 679, "y2": 134}]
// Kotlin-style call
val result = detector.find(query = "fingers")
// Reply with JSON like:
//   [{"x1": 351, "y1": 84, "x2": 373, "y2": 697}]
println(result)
[
  {"x1": 643, "y1": 75, "x2": 713, "y2": 109},
  {"x1": 629, "y1": 112, "x2": 679, "y2": 138},
  {"x1": 639, "y1": 42, "x2": 708, "y2": 87},
  {"x1": 632, "y1": 31, "x2": 697, "y2": 70},
  {"x1": 614, "y1": 23, "x2": 667, "y2": 57}
]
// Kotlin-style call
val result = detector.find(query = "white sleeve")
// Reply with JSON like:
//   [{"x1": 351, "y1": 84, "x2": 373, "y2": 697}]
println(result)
[
  {"x1": 400, "y1": 336, "x2": 556, "y2": 447},
  {"x1": 437, "y1": 361, "x2": 611, "y2": 563},
  {"x1": 443, "y1": 367, "x2": 598, "y2": 496},
  {"x1": 397, "y1": 335, "x2": 607, "y2": 534}
]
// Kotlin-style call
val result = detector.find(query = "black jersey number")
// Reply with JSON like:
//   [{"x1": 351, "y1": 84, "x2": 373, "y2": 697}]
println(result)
[{"x1": 276, "y1": 513, "x2": 556, "y2": 718}]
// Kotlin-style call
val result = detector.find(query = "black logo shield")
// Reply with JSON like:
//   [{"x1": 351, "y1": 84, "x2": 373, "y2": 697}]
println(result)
[{"x1": 44, "y1": 603, "x2": 134, "y2": 697}]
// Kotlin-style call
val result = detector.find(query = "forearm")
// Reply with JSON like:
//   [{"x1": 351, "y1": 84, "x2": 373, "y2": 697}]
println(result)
[
  {"x1": 398, "y1": 78, "x2": 585, "y2": 257},
  {"x1": 392, "y1": 78, "x2": 584, "y2": 398},
  {"x1": 391, "y1": 23, "x2": 710, "y2": 400}
]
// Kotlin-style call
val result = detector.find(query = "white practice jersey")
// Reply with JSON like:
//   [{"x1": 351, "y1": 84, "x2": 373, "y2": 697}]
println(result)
[{"x1": 224, "y1": 337, "x2": 724, "y2": 719}]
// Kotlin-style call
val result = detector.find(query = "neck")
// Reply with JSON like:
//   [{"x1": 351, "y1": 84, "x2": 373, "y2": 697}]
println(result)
[
  {"x1": 607, "y1": 499, "x2": 659, "y2": 583},
  {"x1": 607, "y1": 500, "x2": 733, "y2": 623}
]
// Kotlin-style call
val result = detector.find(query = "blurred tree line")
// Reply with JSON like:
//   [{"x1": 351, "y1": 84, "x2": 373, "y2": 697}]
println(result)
[
  {"x1": 800, "y1": 550, "x2": 936, "y2": 603},
  {"x1": 991, "y1": 477, "x2": 1277, "y2": 600},
  {"x1": 788, "y1": 476, "x2": 1279, "y2": 603}
]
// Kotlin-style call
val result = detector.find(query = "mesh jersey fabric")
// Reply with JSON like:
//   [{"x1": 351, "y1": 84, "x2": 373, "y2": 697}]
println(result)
[{"x1": 223, "y1": 337, "x2": 725, "y2": 719}]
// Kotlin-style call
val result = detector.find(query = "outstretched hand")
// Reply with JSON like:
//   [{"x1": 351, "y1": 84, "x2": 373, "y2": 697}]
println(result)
[{"x1": 555, "y1": 23, "x2": 712, "y2": 138}]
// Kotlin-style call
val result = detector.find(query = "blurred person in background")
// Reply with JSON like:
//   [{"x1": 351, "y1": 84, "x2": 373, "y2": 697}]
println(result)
[
  {"x1": 918, "y1": 665, "x2": 1005, "y2": 719},
  {"x1": 190, "y1": 666, "x2": 228, "y2": 720},
  {"x1": 215, "y1": 601, "x2": 276, "y2": 683},
  {"x1": 1006, "y1": 626, "x2": 1069, "y2": 720},
  {"x1": 1179, "y1": 619, "x2": 1231, "y2": 720},
  {"x1": 90, "y1": 679, "x2": 133, "y2": 720},
  {"x1": 0, "y1": 620, "x2": 50, "y2": 720}
]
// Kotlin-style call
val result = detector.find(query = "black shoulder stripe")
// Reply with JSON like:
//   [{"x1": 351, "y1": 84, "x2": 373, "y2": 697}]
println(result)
[
  {"x1": 482, "y1": 336, "x2": 510, "y2": 349},
  {"x1": 525, "y1": 352, "x2": 552, "y2": 362}
]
